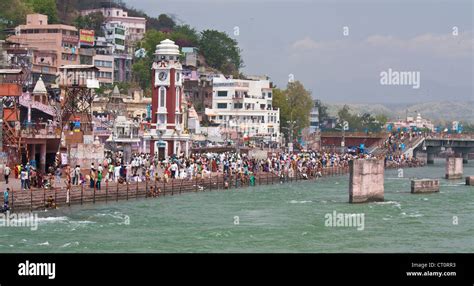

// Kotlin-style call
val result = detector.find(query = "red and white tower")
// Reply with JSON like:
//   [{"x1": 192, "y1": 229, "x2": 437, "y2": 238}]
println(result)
[{"x1": 149, "y1": 39, "x2": 189, "y2": 159}]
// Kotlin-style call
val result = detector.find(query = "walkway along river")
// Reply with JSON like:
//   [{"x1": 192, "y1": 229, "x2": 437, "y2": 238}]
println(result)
[{"x1": 7, "y1": 163, "x2": 422, "y2": 213}]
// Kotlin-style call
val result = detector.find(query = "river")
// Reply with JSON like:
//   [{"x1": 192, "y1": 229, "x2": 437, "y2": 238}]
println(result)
[{"x1": 1, "y1": 159, "x2": 473, "y2": 253}]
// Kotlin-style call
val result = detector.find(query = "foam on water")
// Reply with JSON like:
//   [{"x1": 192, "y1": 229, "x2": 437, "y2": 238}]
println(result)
[
  {"x1": 1, "y1": 161, "x2": 473, "y2": 253},
  {"x1": 60, "y1": 241, "x2": 80, "y2": 248},
  {"x1": 36, "y1": 216, "x2": 69, "y2": 223}
]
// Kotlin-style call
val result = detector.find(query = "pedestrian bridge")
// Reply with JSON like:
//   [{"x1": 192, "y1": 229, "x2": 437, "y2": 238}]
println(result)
[{"x1": 412, "y1": 135, "x2": 474, "y2": 164}]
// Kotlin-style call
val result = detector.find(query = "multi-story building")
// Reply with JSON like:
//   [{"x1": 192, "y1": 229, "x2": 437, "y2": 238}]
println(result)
[
  {"x1": 114, "y1": 53, "x2": 132, "y2": 83},
  {"x1": 7, "y1": 14, "x2": 80, "y2": 84},
  {"x1": 81, "y1": 7, "x2": 146, "y2": 43},
  {"x1": 205, "y1": 76, "x2": 280, "y2": 143},
  {"x1": 93, "y1": 37, "x2": 114, "y2": 86},
  {"x1": 103, "y1": 22, "x2": 126, "y2": 53},
  {"x1": 183, "y1": 70, "x2": 213, "y2": 116},
  {"x1": 309, "y1": 100, "x2": 320, "y2": 134}
]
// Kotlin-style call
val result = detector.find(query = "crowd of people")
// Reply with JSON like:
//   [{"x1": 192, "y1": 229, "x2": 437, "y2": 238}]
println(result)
[
  {"x1": 5, "y1": 163, "x2": 61, "y2": 191},
  {"x1": 62, "y1": 147, "x2": 424, "y2": 190},
  {"x1": 1, "y1": 136, "x2": 425, "y2": 192}
]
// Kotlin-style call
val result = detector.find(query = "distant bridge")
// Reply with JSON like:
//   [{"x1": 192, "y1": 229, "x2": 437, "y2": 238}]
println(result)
[{"x1": 412, "y1": 135, "x2": 474, "y2": 164}]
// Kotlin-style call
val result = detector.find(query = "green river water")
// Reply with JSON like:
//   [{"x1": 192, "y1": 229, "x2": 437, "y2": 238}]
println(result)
[{"x1": 1, "y1": 159, "x2": 473, "y2": 253}]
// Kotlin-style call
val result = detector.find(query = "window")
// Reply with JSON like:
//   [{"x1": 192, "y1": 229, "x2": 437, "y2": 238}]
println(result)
[
  {"x1": 217, "y1": 91, "x2": 227, "y2": 97},
  {"x1": 217, "y1": 103, "x2": 227, "y2": 109},
  {"x1": 115, "y1": 28, "x2": 125, "y2": 36},
  {"x1": 268, "y1": 92, "x2": 272, "y2": 98},
  {"x1": 62, "y1": 53, "x2": 77, "y2": 61},
  {"x1": 95, "y1": 60, "x2": 112, "y2": 68},
  {"x1": 158, "y1": 114, "x2": 166, "y2": 124},
  {"x1": 175, "y1": 88, "x2": 180, "y2": 111},
  {"x1": 96, "y1": 72, "x2": 112, "y2": 79},
  {"x1": 115, "y1": 38, "x2": 125, "y2": 46},
  {"x1": 176, "y1": 72, "x2": 180, "y2": 82},
  {"x1": 159, "y1": 87, "x2": 166, "y2": 108},
  {"x1": 234, "y1": 103, "x2": 243, "y2": 109}
]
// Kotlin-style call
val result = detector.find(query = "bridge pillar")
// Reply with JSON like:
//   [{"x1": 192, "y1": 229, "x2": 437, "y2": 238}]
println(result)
[
  {"x1": 349, "y1": 159, "x2": 384, "y2": 203},
  {"x1": 411, "y1": 179, "x2": 440, "y2": 194},
  {"x1": 445, "y1": 157, "x2": 463, "y2": 180},
  {"x1": 427, "y1": 152, "x2": 435, "y2": 164}
]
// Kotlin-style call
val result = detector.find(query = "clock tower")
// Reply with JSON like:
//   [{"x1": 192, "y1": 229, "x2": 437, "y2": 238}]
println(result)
[{"x1": 148, "y1": 39, "x2": 190, "y2": 159}]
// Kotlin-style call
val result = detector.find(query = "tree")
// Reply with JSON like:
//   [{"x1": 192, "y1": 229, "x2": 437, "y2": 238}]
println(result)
[
  {"x1": 140, "y1": 29, "x2": 167, "y2": 56},
  {"x1": 0, "y1": 0, "x2": 32, "y2": 40},
  {"x1": 155, "y1": 14, "x2": 176, "y2": 31},
  {"x1": 199, "y1": 30, "x2": 243, "y2": 75},
  {"x1": 132, "y1": 59, "x2": 151, "y2": 95},
  {"x1": 336, "y1": 105, "x2": 385, "y2": 132},
  {"x1": 318, "y1": 103, "x2": 330, "y2": 122},
  {"x1": 170, "y1": 24, "x2": 200, "y2": 47},
  {"x1": 74, "y1": 12, "x2": 105, "y2": 37},
  {"x1": 273, "y1": 81, "x2": 313, "y2": 142},
  {"x1": 131, "y1": 30, "x2": 167, "y2": 95},
  {"x1": 26, "y1": 0, "x2": 59, "y2": 24}
]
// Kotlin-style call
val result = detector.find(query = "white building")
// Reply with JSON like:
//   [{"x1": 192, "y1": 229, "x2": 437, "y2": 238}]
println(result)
[
  {"x1": 81, "y1": 8, "x2": 146, "y2": 43},
  {"x1": 309, "y1": 100, "x2": 320, "y2": 134},
  {"x1": 389, "y1": 113, "x2": 435, "y2": 132},
  {"x1": 103, "y1": 22, "x2": 126, "y2": 52},
  {"x1": 205, "y1": 76, "x2": 280, "y2": 143}
]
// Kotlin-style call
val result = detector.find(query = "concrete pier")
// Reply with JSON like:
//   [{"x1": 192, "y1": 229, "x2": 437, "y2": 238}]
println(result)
[
  {"x1": 427, "y1": 152, "x2": 435, "y2": 164},
  {"x1": 466, "y1": 176, "x2": 474, "y2": 186},
  {"x1": 445, "y1": 157, "x2": 463, "y2": 179},
  {"x1": 411, "y1": 179, "x2": 440, "y2": 194},
  {"x1": 349, "y1": 159, "x2": 384, "y2": 203}
]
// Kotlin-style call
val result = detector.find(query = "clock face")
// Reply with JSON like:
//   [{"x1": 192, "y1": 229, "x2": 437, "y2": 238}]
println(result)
[{"x1": 158, "y1": 71, "x2": 167, "y2": 81}]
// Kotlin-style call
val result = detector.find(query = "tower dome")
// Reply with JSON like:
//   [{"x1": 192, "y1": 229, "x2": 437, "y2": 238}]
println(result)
[{"x1": 155, "y1": 39, "x2": 180, "y2": 56}]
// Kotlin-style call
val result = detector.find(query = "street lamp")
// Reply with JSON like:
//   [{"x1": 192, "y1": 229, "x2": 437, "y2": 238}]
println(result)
[{"x1": 283, "y1": 120, "x2": 297, "y2": 152}]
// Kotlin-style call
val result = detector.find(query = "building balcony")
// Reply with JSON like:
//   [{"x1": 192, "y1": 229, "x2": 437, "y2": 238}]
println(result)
[{"x1": 21, "y1": 123, "x2": 61, "y2": 139}]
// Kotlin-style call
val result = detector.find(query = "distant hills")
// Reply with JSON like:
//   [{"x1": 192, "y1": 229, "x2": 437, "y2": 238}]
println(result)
[{"x1": 325, "y1": 101, "x2": 474, "y2": 124}]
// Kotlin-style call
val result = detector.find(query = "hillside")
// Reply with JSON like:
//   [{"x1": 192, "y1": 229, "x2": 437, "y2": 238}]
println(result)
[{"x1": 325, "y1": 101, "x2": 474, "y2": 124}]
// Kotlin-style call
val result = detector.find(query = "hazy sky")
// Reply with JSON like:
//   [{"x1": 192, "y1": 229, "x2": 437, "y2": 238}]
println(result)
[{"x1": 125, "y1": 0, "x2": 473, "y2": 103}]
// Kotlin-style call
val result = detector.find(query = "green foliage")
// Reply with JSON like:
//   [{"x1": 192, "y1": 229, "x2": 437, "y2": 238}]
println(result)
[
  {"x1": 114, "y1": 81, "x2": 137, "y2": 94},
  {"x1": 199, "y1": 30, "x2": 243, "y2": 75},
  {"x1": 336, "y1": 105, "x2": 386, "y2": 132},
  {"x1": 154, "y1": 14, "x2": 176, "y2": 31},
  {"x1": 170, "y1": 24, "x2": 200, "y2": 47},
  {"x1": 318, "y1": 103, "x2": 330, "y2": 122},
  {"x1": 26, "y1": 0, "x2": 58, "y2": 23},
  {"x1": 273, "y1": 81, "x2": 313, "y2": 141},
  {"x1": 132, "y1": 58, "x2": 152, "y2": 96},
  {"x1": 131, "y1": 30, "x2": 168, "y2": 93},
  {"x1": 140, "y1": 29, "x2": 167, "y2": 57},
  {"x1": 73, "y1": 12, "x2": 105, "y2": 37},
  {"x1": 0, "y1": 0, "x2": 32, "y2": 39}
]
